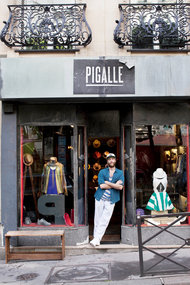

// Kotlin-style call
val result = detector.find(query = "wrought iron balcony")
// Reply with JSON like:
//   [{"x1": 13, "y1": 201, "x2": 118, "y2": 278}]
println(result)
[
  {"x1": 0, "y1": 4, "x2": 92, "y2": 51},
  {"x1": 114, "y1": 3, "x2": 190, "y2": 50}
]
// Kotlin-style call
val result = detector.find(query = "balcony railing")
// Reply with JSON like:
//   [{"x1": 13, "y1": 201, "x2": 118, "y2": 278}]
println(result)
[
  {"x1": 0, "y1": 4, "x2": 92, "y2": 51},
  {"x1": 114, "y1": 3, "x2": 190, "y2": 50}
]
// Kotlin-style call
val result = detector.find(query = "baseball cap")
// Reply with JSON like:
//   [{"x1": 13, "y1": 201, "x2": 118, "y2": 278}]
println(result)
[{"x1": 107, "y1": 153, "x2": 116, "y2": 159}]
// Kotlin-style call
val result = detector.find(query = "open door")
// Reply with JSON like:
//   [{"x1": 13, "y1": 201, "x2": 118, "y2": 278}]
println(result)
[{"x1": 88, "y1": 136, "x2": 121, "y2": 243}]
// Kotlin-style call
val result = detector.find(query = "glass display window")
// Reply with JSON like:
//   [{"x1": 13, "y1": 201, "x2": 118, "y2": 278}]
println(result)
[
  {"x1": 20, "y1": 125, "x2": 74, "y2": 227},
  {"x1": 135, "y1": 124, "x2": 189, "y2": 225}
]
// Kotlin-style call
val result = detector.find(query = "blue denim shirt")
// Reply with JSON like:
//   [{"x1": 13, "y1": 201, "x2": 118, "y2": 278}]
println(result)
[{"x1": 94, "y1": 167, "x2": 124, "y2": 204}]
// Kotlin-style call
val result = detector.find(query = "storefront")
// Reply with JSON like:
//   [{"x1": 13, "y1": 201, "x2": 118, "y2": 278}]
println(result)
[{"x1": 1, "y1": 56, "x2": 190, "y2": 246}]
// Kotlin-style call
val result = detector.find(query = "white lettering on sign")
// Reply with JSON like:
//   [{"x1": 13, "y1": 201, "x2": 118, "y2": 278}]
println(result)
[
  {"x1": 102, "y1": 67, "x2": 107, "y2": 83},
  {"x1": 85, "y1": 66, "x2": 124, "y2": 86},
  {"x1": 86, "y1": 66, "x2": 91, "y2": 84},
  {"x1": 95, "y1": 66, "x2": 101, "y2": 83}
]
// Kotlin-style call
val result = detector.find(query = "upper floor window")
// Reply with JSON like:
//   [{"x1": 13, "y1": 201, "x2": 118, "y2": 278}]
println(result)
[
  {"x1": 114, "y1": 3, "x2": 190, "y2": 51},
  {"x1": 0, "y1": 4, "x2": 92, "y2": 52}
]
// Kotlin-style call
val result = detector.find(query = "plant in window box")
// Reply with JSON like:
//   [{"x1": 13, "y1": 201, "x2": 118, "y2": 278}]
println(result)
[
  {"x1": 25, "y1": 37, "x2": 47, "y2": 50},
  {"x1": 160, "y1": 35, "x2": 186, "y2": 49},
  {"x1": 53, "y1": 37, "x2": 73, "y2": 50},
  {"x1": 132, "y1": 24, "x2": 153, "y2": 49},
  {"x1": 159, "y1": 23, "x2": 186, "y2": 49}
]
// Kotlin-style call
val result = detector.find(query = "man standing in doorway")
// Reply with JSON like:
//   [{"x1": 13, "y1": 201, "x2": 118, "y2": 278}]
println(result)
[{"x1": 90, "y1": 153, "x2": 124, "y2": 247}]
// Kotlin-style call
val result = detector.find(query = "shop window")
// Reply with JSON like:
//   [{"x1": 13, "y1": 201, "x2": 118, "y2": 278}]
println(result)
[
  {"x1": 20, "y1": 126, "x2": 74, "y2": 227},
  {"x1": 136, "y1": 124, "x2": 189, "y2": 224}
]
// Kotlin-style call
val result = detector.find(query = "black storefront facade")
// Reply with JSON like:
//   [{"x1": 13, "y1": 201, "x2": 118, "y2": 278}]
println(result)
[{"x1": 1, "y1": 56, "x2": 190, "y2": 246}]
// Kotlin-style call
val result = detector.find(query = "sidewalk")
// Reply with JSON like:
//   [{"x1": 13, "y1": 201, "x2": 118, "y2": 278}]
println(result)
[{"x1": 0, "y1": 247, "x2": 190, "y2": 284}]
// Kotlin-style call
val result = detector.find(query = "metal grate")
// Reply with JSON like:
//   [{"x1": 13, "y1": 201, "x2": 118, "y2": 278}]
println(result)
[
  {"x1": 137, "y1": 212, "x2": 190, "y2": 276},
  {"x1": 0, "y1": 4, "x2": 92, "y2": 50},
  {"x1": 114, "y1": 3, "x2": 190, "y2": 50},
  {"x1": 45, "y1": 264, "x2": 111, "y2": 284}
]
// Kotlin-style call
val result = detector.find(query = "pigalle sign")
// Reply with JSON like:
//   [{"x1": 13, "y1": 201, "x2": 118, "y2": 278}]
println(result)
[{"x1": 74, "y1": 59, "x2": 135, "y2": 94}]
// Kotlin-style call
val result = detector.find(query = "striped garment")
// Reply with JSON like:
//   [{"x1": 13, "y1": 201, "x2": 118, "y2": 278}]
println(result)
[
  {"x1": 101, "y1": 176, "x2": 112, "y2": 201},
  {"x1": 101, "y1": 189, "x2": 111, "y2": 201},
  {"x1": 146, "y1": 191, "x2": 174, "y2": 211}
]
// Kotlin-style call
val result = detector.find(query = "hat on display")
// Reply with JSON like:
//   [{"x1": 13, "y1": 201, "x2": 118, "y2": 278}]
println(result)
[
  {"x1": 23, "y1": 153, "x2": 34, "y2": 166},
  {"x1": 93, "y1": 163, "x2": 101, "y2": 171},
  {"x1": 106, "y1": 153, "x2": 116, "y2": 160},
  {"x1": 84, "y1": 164, "x2": 91, "y2": 170},
  {"x1": 93, "y1": 139, "x2": 101, "y2": 148},
  {"x1": 107, "y1": 138, "x2": 116, "y2": 148},
  {"x1": 92, "y1": 175, "x2": 98, "y2": 183},
  {"x1": 103, "y1": 151, "x2": 109, "y2": 159},
  {"x1": 153, "y1": 168, "x2": 167, "y2": 193},
  {"x1": 50, "y1": 157, "x2": 57, "y2": 163},
  {"x1": 153, "y1": 168, "x2": 167, "y2": 180},
  {"x1": 93, "y1": 151, "x2": 101, "y2": 159}
]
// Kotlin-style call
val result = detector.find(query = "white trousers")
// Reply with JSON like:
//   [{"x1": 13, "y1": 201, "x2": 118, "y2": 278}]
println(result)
[{"x1": 93, "y1": 199, "x2": 115, "y2": 242}]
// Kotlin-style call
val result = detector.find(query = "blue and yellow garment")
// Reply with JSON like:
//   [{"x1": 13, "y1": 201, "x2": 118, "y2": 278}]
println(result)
[{"x1": 42, "y1": 162, "x2": 68, "y2": 195}]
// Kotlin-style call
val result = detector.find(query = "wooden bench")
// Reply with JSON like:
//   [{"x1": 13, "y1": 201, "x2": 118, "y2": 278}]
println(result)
[{"x1": 5, "y1": 230, "x2": 65, "y2": 263}]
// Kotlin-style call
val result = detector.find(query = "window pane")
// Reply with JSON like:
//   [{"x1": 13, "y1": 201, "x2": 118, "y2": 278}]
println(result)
[
  {"x1": 136, "y1": 125, "x2": 188, "y2": 222},
  {"x1": 20, "y1": 126, "x2": 74, "y2": 227},
  {"x1": 78, "y1": 127, "x2": 86, "y2": 225}
]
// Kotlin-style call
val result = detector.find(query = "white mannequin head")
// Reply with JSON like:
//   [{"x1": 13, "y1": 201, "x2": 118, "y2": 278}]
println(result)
[{"x1": 153, "y1": 168, "x2": 167, "y2": 193}]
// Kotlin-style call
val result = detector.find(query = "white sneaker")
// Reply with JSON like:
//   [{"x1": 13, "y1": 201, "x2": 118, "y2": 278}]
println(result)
[
  {"x1": 37, "y1": 218, "x2": 51, "y2": 226},
  {"x1": 90, "y1": 238, "x2": 100, "y2": 247}
]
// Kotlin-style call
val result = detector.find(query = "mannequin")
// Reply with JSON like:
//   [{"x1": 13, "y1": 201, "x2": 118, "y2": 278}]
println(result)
[
  {"x1": 146, "y1": 168, "x2": 173, "y2": 212},
  {"x1": 42, "y1": 157, "x2": 67, "y2": 195},
  {"x1": 37, "y1": 157, "x2": 68, "y2": 226},
  {"x1": 146, "y1": 168, "x2": 176, "y2": 225}
]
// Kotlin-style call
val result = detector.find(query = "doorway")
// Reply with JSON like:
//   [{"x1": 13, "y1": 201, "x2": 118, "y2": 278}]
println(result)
[{"x1": 87, "y1": 109, "x2": 122, "y2": 243}]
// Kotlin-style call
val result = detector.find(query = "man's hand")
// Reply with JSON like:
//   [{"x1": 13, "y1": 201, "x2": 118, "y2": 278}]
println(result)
[
  {"x1": 104, "y1": 180, "x2": 123, "y2": 190},
  {"x1": 100, "y1": 183, "x2": 111, "y2": 190}
]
